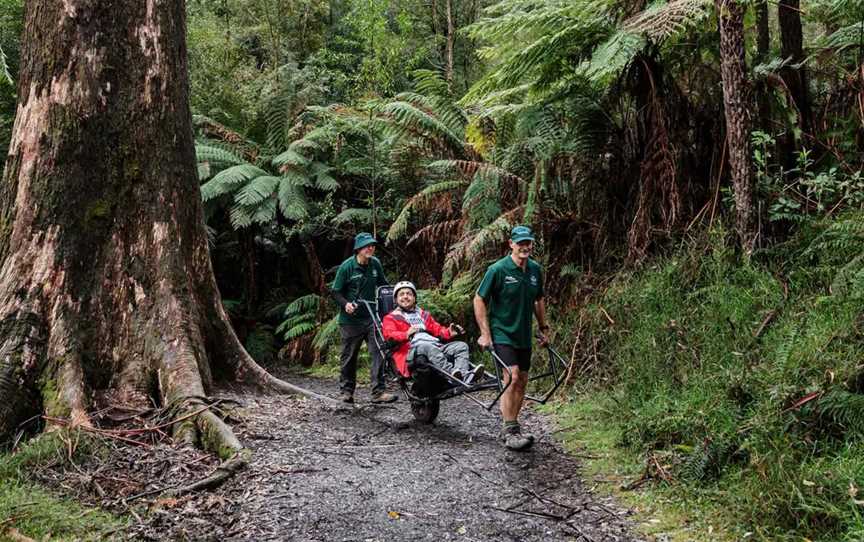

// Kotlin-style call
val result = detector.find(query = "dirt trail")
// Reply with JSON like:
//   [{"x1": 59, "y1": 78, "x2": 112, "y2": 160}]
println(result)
[{"x1": 119, "y1": 376, "x2": 642, "y2": 541}]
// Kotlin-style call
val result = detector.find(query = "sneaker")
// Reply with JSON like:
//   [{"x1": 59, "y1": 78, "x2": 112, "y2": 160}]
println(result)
[
  {"x1": 464, "y1": 365, "x2": 485, "y2": 385},
  {"x1": 339, "y1": 391, "x2": 354, "y2": 404},
  {"x1": 370, "y1": 391, "x2": 398, "y2": 403}
]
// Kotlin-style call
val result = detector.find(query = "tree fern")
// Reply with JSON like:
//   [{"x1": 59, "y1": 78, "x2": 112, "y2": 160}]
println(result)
[
  {"x1": 387, "y1": 180, "x2": 469, "y2": 242},
  {"x1": 234, "y1": 175, "x2": 281, "y2": 206},
  {"x1": 201, "y1": 164, "x2": 270, "y2": 202}
]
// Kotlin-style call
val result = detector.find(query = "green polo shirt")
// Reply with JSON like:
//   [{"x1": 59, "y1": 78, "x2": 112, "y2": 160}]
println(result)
[
  {"x1": 476, "y1": 255, "x2": 544, "y2": 349},
  {"x1": 332, "y1": 255, "x2": 388, "y2": 325}
]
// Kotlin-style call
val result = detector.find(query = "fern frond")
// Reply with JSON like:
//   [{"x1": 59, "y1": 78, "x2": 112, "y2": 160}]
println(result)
[
  {"x1": 386, "y1": 180, "x2": 468, "y2": 242},
  {"x1": 272, "y1": 148, "x2": 311, "y2": 168},
  {"x1": 333, "y1": 208, "x2": 374, "y2": 225},
  {"x1": 229, "y1": 203, "x2": 255, "y2": 229},
  {"x1": 201, "y1": 164, "x2": 269, "y2": 201},
  {"x1": 0, "y1": 45, "x2": 11, "y2": 86},
  {"x1": 250, "y1": 197, "x2": 278, "y2": 225},
  {"x1": 379, "y1": 101, "x2": 465, "y2": 153},
  {"x1": 277, "y1": 177, "x2": 309, "y2": 220},
  {"x1": 621, "y1": 0, "x2": 713, "y2": 42},
  {"x1": 234, "y1": 175, "x2": 280, "y2": 206},
  {"x1": 312, "y1": 315, "x2": 341, "y2": 351},
  {"x1": 284, "y1": 293, "x2": 322, "y2": 316},
  {"x1": 195, "y1": 143, "x2": 245, "y2": 167}
]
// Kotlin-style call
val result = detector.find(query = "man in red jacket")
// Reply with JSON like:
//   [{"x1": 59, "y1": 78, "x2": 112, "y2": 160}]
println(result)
[{"x1": 382, "y1": 281, "x2": 481, "y2": 383}]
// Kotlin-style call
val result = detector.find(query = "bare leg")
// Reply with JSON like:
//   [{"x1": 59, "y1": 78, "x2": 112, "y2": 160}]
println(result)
[{"x1": 500, "y1": 366, "x2": 528, "y2": 422}]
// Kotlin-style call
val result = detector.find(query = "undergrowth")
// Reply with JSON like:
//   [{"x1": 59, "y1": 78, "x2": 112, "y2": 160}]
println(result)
[
  {"x1": 561, "y1": 219, "x2": 864, "y2": 541},
  {"x1": 0, "y1": 432, "x2": 125, "y2": 540}
]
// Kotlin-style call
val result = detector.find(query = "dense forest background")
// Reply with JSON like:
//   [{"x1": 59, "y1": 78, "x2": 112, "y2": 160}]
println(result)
[{"x1": 5, "y1": 0, "x2": 864, "y2": 538}]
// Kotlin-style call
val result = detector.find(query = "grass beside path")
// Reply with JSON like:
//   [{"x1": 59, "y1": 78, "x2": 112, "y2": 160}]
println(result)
[
  {"x1": 0, "y1": 432, "x2": 126, "y2": 541},
  {"x1": 543, "y1": 398, "x2": 742, "y2": 542}
]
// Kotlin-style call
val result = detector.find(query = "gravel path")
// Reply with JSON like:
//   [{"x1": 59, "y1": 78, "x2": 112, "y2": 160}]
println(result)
[{"x1": 130, "y1": 376, "x2": 643, "y2": 542}]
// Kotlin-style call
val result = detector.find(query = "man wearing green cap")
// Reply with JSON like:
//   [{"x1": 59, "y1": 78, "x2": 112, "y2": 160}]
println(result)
[
  {"x1": 330, "y1": 232, "x2": 396, "y2": 404},
  {"x1": 474, "y1": 225, "x2": 549, "y2": 450}
]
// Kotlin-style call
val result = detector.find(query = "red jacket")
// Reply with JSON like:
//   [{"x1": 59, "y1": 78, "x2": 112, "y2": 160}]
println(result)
[{"x1": 382, "y1": 307, "x2": 453, "y2": 377}]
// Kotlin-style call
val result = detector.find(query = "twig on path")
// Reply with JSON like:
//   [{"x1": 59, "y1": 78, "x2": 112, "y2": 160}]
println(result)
[
  {"x1": 269, "y1": 467, "x2": 328, "y2": 475},
  {"x1": 444, "y1": 451, "x2": 580, "y2": 514},
  {"x1": 564, "y1": 521, "x2": 598, "y2": 542},
  {"x1": 487, "y1": 506, "x2": 566, "y2": 521}
]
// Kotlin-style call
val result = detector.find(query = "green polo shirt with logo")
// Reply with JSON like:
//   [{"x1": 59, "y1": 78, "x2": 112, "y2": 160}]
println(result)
[
  {"x1": 476, "y1": 255, "x2": 544, "y2": 349},
  {"x1": 332, "y1": 255, "x2": 388, "y2": 325}
]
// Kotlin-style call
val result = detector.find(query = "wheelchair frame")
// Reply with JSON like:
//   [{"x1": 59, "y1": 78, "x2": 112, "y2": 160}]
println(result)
[{"x1": 358, "y1": 285, "x2": 567, "y2": 422}]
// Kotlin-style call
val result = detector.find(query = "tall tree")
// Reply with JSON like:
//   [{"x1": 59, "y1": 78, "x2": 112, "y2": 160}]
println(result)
[
  {"x1": 445, "y1": 0, "x2": 455, "y2": 86},
  {"x1": 778, "y1": 0, "x2": 812, "y2": 156},
  {"x1": 716, "y1": 0, "x2": 756, "y2": 252},
  {"x1": 0, "y1": 0, "x2": 332, "y2": 450}
]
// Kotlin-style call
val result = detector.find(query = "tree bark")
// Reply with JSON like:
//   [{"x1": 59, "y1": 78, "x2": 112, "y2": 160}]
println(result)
[
  {"x1": 754, "y1": 0, "x2": 771, "y2": 132},
  {"x1": 445, "y1": 0, "x2": 455, "y2": 87},
  {"x1": 778, "y1": 0, "x2": 811, "y2": 138},
  {"x1": 716, "y1": 0, "x2": 757, "y2": 252},
  {"x1": 0, "y1": 0, "x2": 338, "y2": 449}
]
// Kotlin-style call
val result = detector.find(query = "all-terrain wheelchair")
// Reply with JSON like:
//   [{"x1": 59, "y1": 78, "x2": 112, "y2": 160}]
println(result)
[{"x1": 358, "y1": 285, "x2": 568, "y2": 424}]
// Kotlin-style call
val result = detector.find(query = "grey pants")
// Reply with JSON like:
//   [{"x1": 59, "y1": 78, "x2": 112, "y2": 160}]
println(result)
[
  {"x1": 339, "y1": 321, "x2": 385, "y2": 394},
  {"x1": 410, "y1": 341, "x2": 470, "y2": 375}
]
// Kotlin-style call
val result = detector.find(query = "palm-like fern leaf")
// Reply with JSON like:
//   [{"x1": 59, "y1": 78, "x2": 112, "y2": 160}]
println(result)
[
  {"x1": 379, "y1": 101, "x2": 465, "y2": 153},
  {"x1": 278, "y1": 177, "x2": 309, "y2": 220},
  {"x1": 201, "y1": 164, "x2": 270, "y2": 201},
  {"x1": 235, "y1": 175, "x2": 280, "y2": 206},
  {"x1": 387, "y1": 180, "x2": 469, "y2": 242}
]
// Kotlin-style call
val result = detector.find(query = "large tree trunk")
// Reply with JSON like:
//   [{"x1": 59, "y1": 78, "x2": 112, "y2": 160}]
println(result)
[
  {"x1": 0, "y1": 0, "x2": 336, "y2": 451},
  {"x1": 778, "y1": 0, "x2": 812, "y2": 173},
  {"x1": 754, "y1": 0, "x2": 771, "y2": 131},
  {"x1": 778, "y1": 0, "x2": 811, "y2": 136},
  {"x1": 445, "y1": 0, "x2": 455, "y2": 87},
  {"x1": 716, "y1": 0, "x2": 756, "y2": 253}
]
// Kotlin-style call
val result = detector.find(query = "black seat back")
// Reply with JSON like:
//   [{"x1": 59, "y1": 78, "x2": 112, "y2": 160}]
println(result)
[{"x1": 376, "y1": 285, "x2": 395, "y2": 319}]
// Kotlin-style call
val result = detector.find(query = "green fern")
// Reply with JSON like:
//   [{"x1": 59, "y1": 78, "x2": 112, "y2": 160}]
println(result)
[
  {"x1": 816, "y1": 390, "x2": 864, "y2": 436},
  {"x1": 0, "y1": 44, "x2": 10, "y2": 86}
]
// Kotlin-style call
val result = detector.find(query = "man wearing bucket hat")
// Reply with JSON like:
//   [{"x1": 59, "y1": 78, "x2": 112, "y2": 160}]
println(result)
[
  {"x1": 330, "y1": 232, "x2": 396, "y2": 404},
  {"x1": 474, "y1": 225, "x2": 549, "y2": 450}
]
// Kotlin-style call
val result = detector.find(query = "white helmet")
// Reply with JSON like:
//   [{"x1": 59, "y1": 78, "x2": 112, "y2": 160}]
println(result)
[{"x1": 393, "y1": 280, "x2": 417, "y2": 299}]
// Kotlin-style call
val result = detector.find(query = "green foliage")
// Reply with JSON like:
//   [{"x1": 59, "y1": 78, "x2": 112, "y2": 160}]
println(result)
[
  {"x1": 0, "y1": 433, "x2": 126, "y2": 540},
  {"x1": 244, "y1": 323, "x2": 278, "y2": 365},
  {"x1": 568, "y1": 227, "x2": 864, "y2": 539}
]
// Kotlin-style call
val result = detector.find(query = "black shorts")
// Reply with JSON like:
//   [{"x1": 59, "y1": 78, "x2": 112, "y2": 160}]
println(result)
[{"x1": 493, "y1": 344, "x2": 531, "y2": 371}]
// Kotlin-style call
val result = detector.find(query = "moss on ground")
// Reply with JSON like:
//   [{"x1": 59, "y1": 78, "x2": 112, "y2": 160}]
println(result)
[{"x1": 0, "y1": 432, "x2": 126, "y2": 540}]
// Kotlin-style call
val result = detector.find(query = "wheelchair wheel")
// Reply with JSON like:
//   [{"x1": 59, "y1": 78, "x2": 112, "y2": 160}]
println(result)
[{"x1": 410, "y1": 398, "x2": 440, "y2": 424}]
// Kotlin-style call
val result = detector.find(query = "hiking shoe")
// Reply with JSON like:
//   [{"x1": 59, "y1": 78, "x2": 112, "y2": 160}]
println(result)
[
  {"x1": 371, "y1": 391, "x2": 398, "y2": 403},
  {"x1": 464, "y1": 365, "x2": 485, "y2": 385},
  {"x1": 339, "y1": 391, "x2": 354, "y2": 404},
  {"x1": 500, "y1": 423, "x2": 534, "y2": 451},
  {"x1": 504, "y1": 433, "x2": 534, "y2": 451}
]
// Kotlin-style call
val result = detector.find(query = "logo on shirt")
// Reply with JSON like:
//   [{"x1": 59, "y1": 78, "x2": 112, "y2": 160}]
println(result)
[
  {"x1": 504, "y1": 275, "x2": 519, "y2": 285},
  {"x1": 372, "y1": 270, "x2": 378, "y2": 278},
  {"x1": 530, "y1": 275, "x2": 538, "y2": 286},
  {"x1": 350, "y1": 273, "x2": 363, "y2": 281}
]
